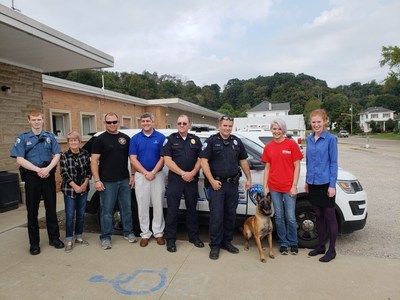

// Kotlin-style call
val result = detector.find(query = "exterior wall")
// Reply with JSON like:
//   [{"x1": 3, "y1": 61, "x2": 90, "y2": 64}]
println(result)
[
  {"x1": 0, "y1": 62, "x2": 42, "y2": 172},
  {"x1": 42, "y1": 88, "x2": 151, "y2": 149},
  {"x1": 359, "y1": 110, "x2": 395, "y2": 132},
  {"x1": 248, "y1": 110, "x2": 289, "y2": 118}
]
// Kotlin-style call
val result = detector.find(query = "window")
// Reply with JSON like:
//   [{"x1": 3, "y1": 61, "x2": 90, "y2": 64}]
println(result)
[
  {"x1": 49, "y1": 109, "x2": 71, "y2": 140},
  {"x1": 383, "y1": 113, "x2": 390, "y2": 118},
  {"x1": 371, "y1": 114, "x2": 378, "y2": 119},
  {"x1": 80, "y1": 112, "x2": 96, "y2": 139},
  {"x1": 121, "y1": 116, "x2": 132, "y2": 129}
]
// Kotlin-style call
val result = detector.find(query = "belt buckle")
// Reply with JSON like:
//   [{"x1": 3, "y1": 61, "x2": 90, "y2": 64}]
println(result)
[{"x1": 227, "y1": 178, "x2": 233, "y2": 183}]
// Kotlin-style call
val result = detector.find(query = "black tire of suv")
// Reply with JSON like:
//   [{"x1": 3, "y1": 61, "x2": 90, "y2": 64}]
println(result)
[{"x1": 296, "y1": 200, "x2": 328, "y2": 249}]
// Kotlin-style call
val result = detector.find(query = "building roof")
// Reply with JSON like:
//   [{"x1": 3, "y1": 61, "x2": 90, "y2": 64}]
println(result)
[
  {"x1": 247, "y1": 101, "x2": 290, "y2": 112},
  {"x1": 43, "y1": 76, "x2": 222, "y2": 118},
  {"x1": 359, "y1": 107, "x2": 395, "y2": 114},
  {"x1": 0, "y1": 4, "x2": 113, "y2": 72},
  {"x1": 42, "y1": 75, "x2": 148, "y2": 105},
  {"x1": 148, "y1": 98, "x2": 222, "y2": 118}
]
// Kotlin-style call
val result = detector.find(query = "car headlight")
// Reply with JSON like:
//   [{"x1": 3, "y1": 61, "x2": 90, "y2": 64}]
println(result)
[{"x1": 337, "y1": 180, "x2": 363, "y2": 194}]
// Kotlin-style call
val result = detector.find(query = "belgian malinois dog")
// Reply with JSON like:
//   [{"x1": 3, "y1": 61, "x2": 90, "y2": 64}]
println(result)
[{"x1": 243, "y1": 192, "x2": 274, "y2": 263}]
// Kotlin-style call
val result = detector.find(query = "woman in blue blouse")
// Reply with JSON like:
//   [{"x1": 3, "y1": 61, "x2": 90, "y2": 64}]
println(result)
[
  {"x1": 60, "y1": 131, "x2": 91, "y2": 253},
  {"x1": 305, "y1": 109, "x2": 338, "y2": 262}
]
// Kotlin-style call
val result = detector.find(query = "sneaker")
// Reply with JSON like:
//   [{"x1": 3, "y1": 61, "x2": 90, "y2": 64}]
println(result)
[
  {"x1": 124, "y1": 233, "x2": 138, "y2": 243},
  {"x1": 279, "y1": 246, "x2": 288, "y2": 255},
  {"x1": 65, "y1": 241, "x2": 73, "y2": 253},
  {"x1": 101, "y1": 239, "x2": 112, "y2": 250},
  {"x1": 290, "y1": 246, "x2": 298, "y2": 255},
  {"x1": 75, "y1": 238, "x2": 89, "y2": 246}
]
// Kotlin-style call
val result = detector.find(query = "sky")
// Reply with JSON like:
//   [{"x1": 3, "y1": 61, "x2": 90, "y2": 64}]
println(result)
[{"x1": 2, "y1": 0, "x2": 399, "y2": 89}]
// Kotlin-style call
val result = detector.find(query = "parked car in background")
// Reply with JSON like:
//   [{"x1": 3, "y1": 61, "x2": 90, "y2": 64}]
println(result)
[
  {"x1": 338, "y1": 130, "x2": 350, "y2": 138},
  {"x1": 84, "y1": 129, "x2": 367, "y2": 248}
]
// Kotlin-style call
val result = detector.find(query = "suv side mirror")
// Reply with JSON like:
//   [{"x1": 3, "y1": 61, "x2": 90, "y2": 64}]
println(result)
[{"x1": 248, "y1": 159, "x2": 264, "y2": 170}]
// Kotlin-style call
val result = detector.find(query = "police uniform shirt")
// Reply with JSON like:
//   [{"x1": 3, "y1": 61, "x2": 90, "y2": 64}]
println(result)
[
  {"x1": 200, "y1": 133, "x2": 248, "y2": 178},
  {"x1": 10, "y1": 130, "x2": 61, "y2": 167},
  {"x1": 161, "y1": 132, "x2": 201, "y2": 177}
]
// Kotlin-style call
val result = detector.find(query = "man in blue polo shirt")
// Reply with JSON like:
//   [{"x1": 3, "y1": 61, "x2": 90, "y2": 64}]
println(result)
[{"x1": 129, "y1": 112, "x2": 166, "y2": 247}]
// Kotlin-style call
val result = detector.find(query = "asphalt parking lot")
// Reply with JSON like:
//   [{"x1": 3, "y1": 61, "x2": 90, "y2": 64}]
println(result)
[
  {"x1": 335, "y1": 136, "x2": 400, "y2": 259},
  {"x1": 0, "y1": 136, "x2": 399, "y2": 299}
]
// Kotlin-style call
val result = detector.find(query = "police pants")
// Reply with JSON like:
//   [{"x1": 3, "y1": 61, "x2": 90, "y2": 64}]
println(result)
[
  {"x1": 25, "y1": 171, "x2": 60, "y2": 246},
  {"x1": 208, "y1": 181, "x2": 239, "y2": 248},
  {"x1": 165, "y1": 175, "x2": 199, "y2": 242}
]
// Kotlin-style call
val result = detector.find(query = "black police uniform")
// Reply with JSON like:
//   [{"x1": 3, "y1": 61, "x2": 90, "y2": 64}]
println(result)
[
  {"x1": 199, "y1": 133, "x2": 248, "y2": 248},
  {"x1": 161, "y1": 132, "x2": 202, "y2": 243},
  {"x1": 10, "y1": 130, "x2": 62, "y2": 250}
]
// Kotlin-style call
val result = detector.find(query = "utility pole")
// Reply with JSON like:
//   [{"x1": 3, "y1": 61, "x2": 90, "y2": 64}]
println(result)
[{"x1": 341, "y1": 103, "x2": 353, "y2": 135}]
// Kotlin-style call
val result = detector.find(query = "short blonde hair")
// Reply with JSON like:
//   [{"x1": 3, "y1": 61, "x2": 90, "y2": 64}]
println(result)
[{"x1": 66, "y1": 131, "x2": 81, "y2": 141}]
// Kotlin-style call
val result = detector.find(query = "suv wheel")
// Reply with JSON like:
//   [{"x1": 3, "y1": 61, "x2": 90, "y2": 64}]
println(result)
[{"x1": 296, "y1": 200, "x2": 328, "y2": 248}]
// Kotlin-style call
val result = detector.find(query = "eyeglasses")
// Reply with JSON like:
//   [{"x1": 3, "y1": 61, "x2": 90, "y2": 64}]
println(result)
[
  {"x1": 105, "y1": 120, "x2": 118, "y2": 125},
  {"x1": 219, "y1": 116, "x2": 233, "y2": 121},
  {"x1": 177, "y1": 122, "x2": 188, "y2": 126}
]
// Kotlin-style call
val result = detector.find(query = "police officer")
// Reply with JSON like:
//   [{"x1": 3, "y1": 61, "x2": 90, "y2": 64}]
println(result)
[
  {"x1": 200, "y1": 115, "x2": 251, "y2": 260},
  {"x1": 10, "y1": 110, "x2": 64, "y2": 255},
  {"x1": 161, "y1": 115, "x2": 204, "y2": 252}
]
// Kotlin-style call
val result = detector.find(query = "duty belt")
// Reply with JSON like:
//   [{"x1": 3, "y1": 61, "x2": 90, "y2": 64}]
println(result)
[{"x1": 215, "y1": 176, "x2": 236, "y2": 183}]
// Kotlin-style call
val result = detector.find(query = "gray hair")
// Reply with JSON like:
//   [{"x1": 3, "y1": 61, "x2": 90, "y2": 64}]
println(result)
[
  {"x1": 271, "y1": 118, "x2": 287, "y2": 135},
  {"x1": 140, "y1": 112, "x2": 155, "y2": 121}
]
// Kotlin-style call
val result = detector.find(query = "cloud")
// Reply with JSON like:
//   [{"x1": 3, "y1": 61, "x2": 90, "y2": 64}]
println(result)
[{"x1": 1, "y1": 0, "x2": 399, "y2": 88}]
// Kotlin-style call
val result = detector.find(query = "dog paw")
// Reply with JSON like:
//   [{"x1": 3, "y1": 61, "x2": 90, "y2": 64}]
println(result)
[
  {"x1": 269, "y1": 254, "x2": 275, "y2": 259},
  {"x1": 244, "y1": 247, "x2": 249, "y2": 251},
  {"x1": 260, "y1": 258, "x2": 266, "y2": 263}
]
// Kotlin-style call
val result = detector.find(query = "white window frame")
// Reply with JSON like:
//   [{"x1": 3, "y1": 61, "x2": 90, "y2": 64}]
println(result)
[
  {"x1": 80, "y1": 112, "x2": 97, "y2": 141},
  {"x1": 49, "y1": 109, "x2": 71, "y2": 142},
  {"x1": 121, "y1": 115, "x2": 132, "y2": 129}
]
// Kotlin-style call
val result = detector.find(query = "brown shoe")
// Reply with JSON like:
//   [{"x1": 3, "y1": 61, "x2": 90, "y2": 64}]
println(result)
[
  {"x1": 155, "y1": 236, "x2": 165, "y2": 245},
  {"x1": 140, "y1": 238, "x2": 149, "y2": 247}
]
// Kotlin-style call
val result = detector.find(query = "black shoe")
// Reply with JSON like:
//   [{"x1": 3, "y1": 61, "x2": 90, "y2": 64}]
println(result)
[
  {"x1": 290, "y1": 246, "x2": 299, "y2": 255},
  {"x1": 221, "y1": 243, "x2": 239, "y2": 254},
  {"x1": 319, "y1": 250, "x2": 336, "y2": 262},
  {"x1": 279, "y1": 246, "x2": 289, "y2": 255},
  {"x1": 29, "y1": 245, "x2": 40, "y2": 255},
  {"x1": 209, "y1": 247, "x2": 220, "y2": 260},
  {"x1": 308, "y1": 246, "x2": 326, "y2": 257},
  {"x1": 190, "y1": 239, "x2": 205, "y2": 248},
  {"x1": 49, "y1": 239, "x2": 65, "y2": 249},
  {"x1": 166, "y1": 241, "x2": 177, "y2": 253}
]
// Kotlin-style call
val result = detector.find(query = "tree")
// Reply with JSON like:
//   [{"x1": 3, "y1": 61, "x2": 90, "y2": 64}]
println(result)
[{"x1": 380, "y1": 46, "x2": 400, "y2": 77}]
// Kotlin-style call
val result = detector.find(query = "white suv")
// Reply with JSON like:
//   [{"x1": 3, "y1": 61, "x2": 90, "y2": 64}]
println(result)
[{"x1": 85, "y1": 129, "x2": 368, "y2": 248}]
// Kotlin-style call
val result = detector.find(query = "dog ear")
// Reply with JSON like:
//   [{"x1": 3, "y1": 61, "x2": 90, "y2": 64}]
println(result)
[{"x1": 264, "y1": 192, "x2": 271, "y2": 201}]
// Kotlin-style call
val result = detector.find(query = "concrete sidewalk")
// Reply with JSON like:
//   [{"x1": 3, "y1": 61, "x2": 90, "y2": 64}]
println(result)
[{"x1": 0, "y1": 199, "x2": 399, "y2": 299}]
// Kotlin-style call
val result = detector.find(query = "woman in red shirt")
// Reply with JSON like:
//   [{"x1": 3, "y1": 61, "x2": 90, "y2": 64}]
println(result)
[{"x1": 262, "y1": 119, "x2": 303, "y2": 255}]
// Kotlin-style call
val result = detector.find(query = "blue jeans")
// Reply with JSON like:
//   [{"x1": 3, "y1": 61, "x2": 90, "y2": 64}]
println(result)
[
  {"x1": 64, "y1": 193, "x2": 88, "y2": 241},
  {"x1": 270, "y1": 190, "x2": 297, "y2": 247},
  {"x1": 99, "y1": 179, "x2": 133, "y2": 240}
]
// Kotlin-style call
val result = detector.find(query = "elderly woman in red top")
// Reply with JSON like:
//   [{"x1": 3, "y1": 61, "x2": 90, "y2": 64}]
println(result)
[
  {"x1": 262, "y1": 119, "x2": 303, "y2": 255},
  {"x1": 60, "y1": 131, "x2": 91, "y2": 253}
]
